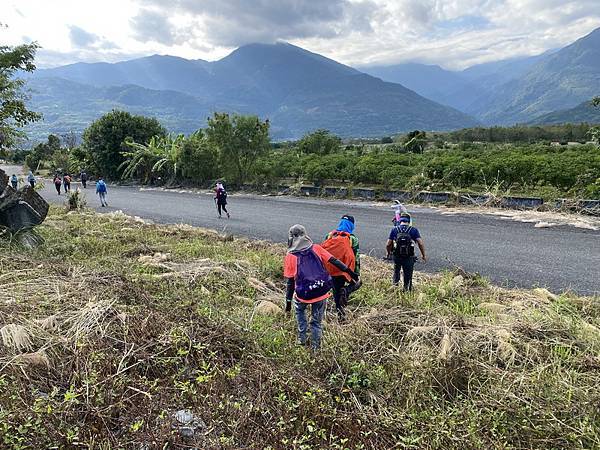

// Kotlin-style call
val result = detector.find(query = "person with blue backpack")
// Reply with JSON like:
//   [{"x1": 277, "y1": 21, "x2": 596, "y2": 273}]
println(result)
[
  {"x1": 284, "y1": 224, "x2": 359, "y2": 350},
  {"x1": 96, "y1": 177, "x2": 108, "y2": 207},
  {"x1": 386, "y1": 213, "x2": 427, "y2": 290}
]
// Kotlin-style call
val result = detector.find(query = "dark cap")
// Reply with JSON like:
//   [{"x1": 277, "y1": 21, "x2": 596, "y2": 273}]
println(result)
[{"x1": 341, "y1": 214, "x2": 355, "y2": 224}]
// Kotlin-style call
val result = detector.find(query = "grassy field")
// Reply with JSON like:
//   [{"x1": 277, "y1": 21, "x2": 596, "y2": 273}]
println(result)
[{"x1": 1, "y1": 206, "x2": 599, "y2": 449}]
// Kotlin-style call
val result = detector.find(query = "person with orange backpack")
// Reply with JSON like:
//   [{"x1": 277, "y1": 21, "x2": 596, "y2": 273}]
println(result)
[
  {"x1": 284, "y1": 224, "x2": 358, "y2": 350},
  {"x1": 322, "y1": 215, "x2": 362, "y2": 321}
]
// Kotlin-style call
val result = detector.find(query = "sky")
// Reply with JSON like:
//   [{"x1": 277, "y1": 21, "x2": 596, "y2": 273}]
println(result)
[{"x1": 2, "y1": 0, "x2": 600, "y2": 70}]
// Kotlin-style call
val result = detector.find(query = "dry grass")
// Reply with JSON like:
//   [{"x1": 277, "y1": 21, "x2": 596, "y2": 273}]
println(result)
[{"x1": 0, "y1": 206, "x2": 598, "y2": 449}]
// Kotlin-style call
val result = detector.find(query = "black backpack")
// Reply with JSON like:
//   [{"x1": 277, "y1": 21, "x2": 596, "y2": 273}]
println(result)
[{"x1": 393, "y1": 226, "x2": 415, "y2": 257}]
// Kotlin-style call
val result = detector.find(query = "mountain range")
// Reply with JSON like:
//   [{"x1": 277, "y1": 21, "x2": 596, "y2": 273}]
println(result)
[
  {"x1": 362, "y1": 27, "x2": 600, "y2": 126},
  {"x1": 24, "y1": 27, "x2": 600, "y2": 141},
  {"x1": 26, "y1": 43, "x2": 477, "y2": 141}
]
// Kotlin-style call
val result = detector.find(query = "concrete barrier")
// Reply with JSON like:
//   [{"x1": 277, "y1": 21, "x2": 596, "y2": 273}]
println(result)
[
  {"x1": 417, "y1": 191, "x2": 451, "y2": 203},
  {"x1": 501, "y1": 196, "x2": 544, "y2": 209},
  {"x1": 382, "y1": 191, "x2": 413, "y2": 201},
  {"x1": 579, "y1": 199, "x2": 600, "y2": 210},
  {"x1": 323, "y1": 187, "x2": 348, "y2": 197},
  {"x1": 556, "y1": 198, "x2": 600, "y2": 215},
  {"x1": 300, "y1": 186, "x2": 321, "y2": 196},
  {"x1": 352, "y1": 188, "x2": 375, "y2": 199},
  {"x1": 459, "y1": 194, "x2": 492, "y2": 205}
]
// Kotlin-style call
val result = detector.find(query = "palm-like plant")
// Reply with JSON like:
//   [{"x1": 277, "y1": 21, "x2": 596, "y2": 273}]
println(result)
[
  {"x1": 120, "y1": 136, "x2": 174, "y2": 183},
  {"x1": 151, "y1": 134, "x2": 185, "y2": 179}
]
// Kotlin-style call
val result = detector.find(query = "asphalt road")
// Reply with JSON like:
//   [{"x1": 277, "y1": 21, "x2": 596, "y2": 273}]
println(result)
[{"x1": 3, "y1": 166, "x2": 599, "y2": 295}]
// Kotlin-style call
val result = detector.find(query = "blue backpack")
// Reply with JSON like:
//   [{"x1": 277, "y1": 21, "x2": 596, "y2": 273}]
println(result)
[{"x1": 294, "y1": 247, "x2": 333, "y2": 301}]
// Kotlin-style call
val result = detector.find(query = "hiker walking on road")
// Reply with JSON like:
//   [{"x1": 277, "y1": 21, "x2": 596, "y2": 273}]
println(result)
[
  {"x1": 284, "y1": 224, "x2": 359, "y2": 350},
  {"x1": 63, "y1": 174, "x2": 71, "y2": 193},
  {"x1": 322, "y1": 214, "x2": 362, "y2": 321},
  {"x1": 80, "y1": 171, "x2": 88, "y2": 188},
  {"x1": 96, "y1": 177, "x2": 108, "y2": 207},
  {"x1": 53, "y1": 175, "x2": 62, "y2": 195},
  {"x1": 214, "y1": 182, "x2": 229, "y2": 218},
  {"x1": 386, "y1": 213, "x2": 426, "y2": 290},
  {"x1": 27, "y1": 171, "x2": 35, "y2": 189},
  {"x1": 10, "y1": 174, "x2": 18, "y2": 190}
]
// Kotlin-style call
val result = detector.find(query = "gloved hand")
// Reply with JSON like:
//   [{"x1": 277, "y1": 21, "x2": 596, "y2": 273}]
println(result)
[
  {"x1": 349, "y1": 270, "x2": 359, "y2": 282},
  {"x1": 285, "y1": 299, "x2": 292, "y2": 312}
]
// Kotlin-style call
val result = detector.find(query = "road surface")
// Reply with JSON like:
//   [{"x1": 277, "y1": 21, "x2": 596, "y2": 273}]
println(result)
[{"x1": 3, "y1": 166, "x2": 599, "y2": 295}]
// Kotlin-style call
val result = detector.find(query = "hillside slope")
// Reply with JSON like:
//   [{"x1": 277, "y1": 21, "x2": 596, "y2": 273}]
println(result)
[
  {"x1": 472, "y1": 27, "x2": 600, "y2": 124},
  {"x1": 1, "y1": 207, "x2": 599, "y2": 448},
  {"x1": 529, "y1": 100, "x2": 600, "y2": 125}
]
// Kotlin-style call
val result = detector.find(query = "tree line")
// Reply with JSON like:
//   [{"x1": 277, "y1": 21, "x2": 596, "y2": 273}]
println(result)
[{"x1": 4, "y1": 108, "x2": 597, "y2": 200}]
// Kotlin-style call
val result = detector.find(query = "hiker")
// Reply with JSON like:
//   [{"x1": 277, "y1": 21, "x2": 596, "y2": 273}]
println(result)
[
  {"x1": 27, "y1": 171, "x2": 35, "y2": 189},
  {"x1": 386, "y1": 213, "x2": 427, "y2": 290},
  {"x1": 322, "y1": 214, "x2": 362, "y2": 321},
  {"x1": 63, "y1": 174, "x2": 71, "y2": 193},
  {"x1": 284, "y1": 224, "x2": 359, "y2": 350},
  {"x1": 53, "y1": 175, "x2": 62, "y2": 195},
  {"x1": 392, "y1": 200, "x2": 409, "y2": 225},
  {"x1": 96, "y1": 177, "x2": 108, "y2": 207},
  {"x1": 10, "y1": 174, "x2": 18, "y2": 190},
  {"x1": 214, "y1": 182, "x2": 229, "y2": 218},
  {"x1": 80, "y1": 171, "x2": 88, "y2": 188}
]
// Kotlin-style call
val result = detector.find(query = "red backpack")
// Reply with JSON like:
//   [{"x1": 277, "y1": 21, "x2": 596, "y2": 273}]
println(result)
[{"x1": 321, "y1": 231, "x2": 355, "y2": 280}]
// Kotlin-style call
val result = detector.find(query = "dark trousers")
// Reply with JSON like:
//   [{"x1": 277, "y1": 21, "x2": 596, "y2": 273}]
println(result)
[
  {"x1": 332, "y1": 276, "x2": 347, "y2": 318},
  {"x1": 332, "y1": 275, "x2": 361, "y2": 319},
  {"x1": 64, "y1": 182, "x2": 70, "y2": 192},
  {"x1": 55, "y1": 183, "x2": 61, "y2": 194},
  {"x1": 82, "y1": 180, "x2": 87, "y2": 188},
  {"x1": 11, "y1": 182, "x2": 17, "y2": 190},
  {"x1": 217, "y1": 202, "x2": 228, "y2": 216},
  {"x1": 393, "y1": 256, "x2": 415, "y2": 290}
]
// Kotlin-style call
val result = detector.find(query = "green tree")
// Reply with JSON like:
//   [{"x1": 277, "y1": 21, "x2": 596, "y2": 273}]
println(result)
[
  {"x1": 0, "y1": 42, "x2": 41, "y2": 148},
  {"x1": 24, "y1": 134, "x2": 59, "y2": 170},
  {"x1": 297, "y1": 129, "x2": 341, "y2": 155},
  {"x1": 82, "y1": 110, "x2": 166, "y2": 178},
  {"x1": 403, "y1": 130, "x2": 427, "y2": 153},
  {"x1": 206, "y1": 113, "x2": 270, "y2": 185},
  {"x1": 179, "y1": 131, "x2": 219, "y2": 183}
]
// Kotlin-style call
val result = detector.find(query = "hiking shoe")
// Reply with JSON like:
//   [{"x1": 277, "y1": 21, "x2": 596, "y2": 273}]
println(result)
[
  {"x1": 296, "y1": 338, "x2": 307, "y2": 346},
  {"x1": 227, "y1": 212, "x2": 230, "y2": 218}
]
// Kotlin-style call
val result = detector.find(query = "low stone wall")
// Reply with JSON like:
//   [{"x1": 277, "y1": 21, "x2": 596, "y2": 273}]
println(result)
[
  {"x1": 241, "y1": 183, "x2": 596, "y2": 215},
  {"x1": 352, "y1": 188, "x2": 375, "y2": 199},
  {"x1": 555, "y1": 198, "x2": 600, "y2": 215},
  {"x1": 501, "y1": 196, "x2": 544, "y2": 209}
]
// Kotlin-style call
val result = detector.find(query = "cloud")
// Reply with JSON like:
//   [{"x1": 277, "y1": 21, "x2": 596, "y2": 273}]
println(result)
[
  {"x1": 69, "y1": 25, "x2": 99, "y2": 47},
  {"x1": 132, "y1": 0, "x2": 377, "y2": 47},
  {"x1": 129, "y1": 8, "x2": 177, "y2": 45},
  {"x1": 68, "y1": 25, "x2": 118, "y2": 50},
  {"x1": 5, "y1": 0, "x2": 600, "y2": 69}
]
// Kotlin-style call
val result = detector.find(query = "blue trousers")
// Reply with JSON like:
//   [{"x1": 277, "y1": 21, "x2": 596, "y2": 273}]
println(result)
[{"x1": 294, "y1": 298, "x2": 326, "y2": 349}]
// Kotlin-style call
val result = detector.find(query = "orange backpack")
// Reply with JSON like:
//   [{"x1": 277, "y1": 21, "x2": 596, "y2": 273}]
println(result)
[{"x1": 321, "y1": 231, "x2": 355, "y2": 280}]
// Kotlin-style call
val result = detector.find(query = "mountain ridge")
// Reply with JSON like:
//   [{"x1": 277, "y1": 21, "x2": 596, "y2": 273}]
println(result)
[{"x1": 27, "y1": 42, "x2": 479, "y2": 140}]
